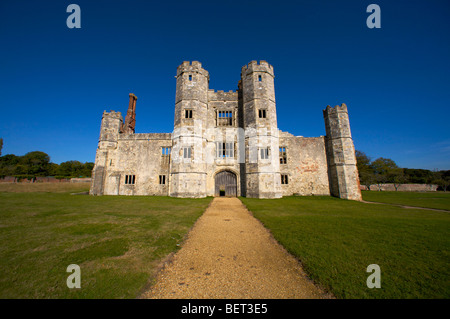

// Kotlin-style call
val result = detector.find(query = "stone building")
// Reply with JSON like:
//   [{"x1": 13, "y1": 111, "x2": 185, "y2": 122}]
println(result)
[{"x1": 90, "y1": 61, "x2": 362, "y2": 201}]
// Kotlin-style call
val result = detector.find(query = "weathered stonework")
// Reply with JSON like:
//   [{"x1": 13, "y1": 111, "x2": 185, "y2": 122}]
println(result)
[{"x1": 90, "y1": 61, "x2": 362, "y2": 201}]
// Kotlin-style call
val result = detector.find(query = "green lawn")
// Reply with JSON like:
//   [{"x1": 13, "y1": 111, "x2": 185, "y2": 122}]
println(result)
[
  {"x1": 362, "y1": 191, "x2": 450, "y2": 211},
  {"x1": 240, "y1": 196, "x2": 450, "y2": 299},
  {"x1": 0, "y1": 185, "x2": 212, "y2": 298}
]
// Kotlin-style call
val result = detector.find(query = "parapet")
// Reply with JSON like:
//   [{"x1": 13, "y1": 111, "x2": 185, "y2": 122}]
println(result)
[
  {"x1": 208, "y1": 89, "x2": 238, "y2": 101},
  {"x1": 102, "y1": 110, "x2": 123, "y2": 121},
  {"x1": 241, "y1": 60, "x2": 274, "y2": 77},
  {"x1": 323, "y1": 103, "x2": 348, "y2": 117},
  {"x1": 177, "y1": 61, "x2": 209, "y2": 78}
]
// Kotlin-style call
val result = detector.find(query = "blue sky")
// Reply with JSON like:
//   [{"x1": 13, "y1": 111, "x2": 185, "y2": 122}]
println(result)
[{"x1": 0, "y1": 0, "x2": 449, "y2": 170}]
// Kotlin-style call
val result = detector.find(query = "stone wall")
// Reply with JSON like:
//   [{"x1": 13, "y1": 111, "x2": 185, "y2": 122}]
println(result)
[
  {"x1": 279, "y1": 132, "x2": 330, "y2": 196},
  {"x1": 98, "y1": 133, "x2": 172, "y2": 196},
  {"x1": 361, "y1": 184, "x2": 438, "y2": 192}
]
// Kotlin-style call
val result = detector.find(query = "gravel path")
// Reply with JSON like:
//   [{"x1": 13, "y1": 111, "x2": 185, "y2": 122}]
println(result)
[{"x1": 142, "y1": 197, "x2": 330, "y2": 299}]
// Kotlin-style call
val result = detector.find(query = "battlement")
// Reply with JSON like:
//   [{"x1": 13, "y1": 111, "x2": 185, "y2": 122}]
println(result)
[
  {"x1": 177, "y1": 61, "x2": 209, "y2": 78},
  {"x1": 241, "y1": 60, "x2": 274, "y2": 77},
  {"x1": 208, "y1": 89, "x2": 238, "y2": 101},
  {"x1": 323, "y1": 103, "x2": 348, "y2": 117}
]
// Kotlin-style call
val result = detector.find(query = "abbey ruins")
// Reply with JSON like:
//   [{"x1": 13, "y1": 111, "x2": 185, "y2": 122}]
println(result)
[{"x1": 90, "y1": 61, "x2": 362, "y2": 201}]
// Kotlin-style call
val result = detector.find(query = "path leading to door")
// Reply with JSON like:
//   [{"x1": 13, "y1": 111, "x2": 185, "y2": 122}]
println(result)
[{"x1": 142, "y1": 197, "x2": 330, "y2": 299}]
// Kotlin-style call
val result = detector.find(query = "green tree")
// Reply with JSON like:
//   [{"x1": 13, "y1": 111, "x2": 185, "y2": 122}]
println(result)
[
  {"x1": 432, "y1": 170, "x2": 450, "y2": 192},
  {"x1": 356, "y1": 150, "x2": 375, "y2": 190},
  {"x1": 372, "y1": 157, "x2": 399, "y2": 191},
  {"x1": 0, "y1": 154, "x2": 20, "y2": 176},
  {"x1": 388, "y1": 168, "x2": 407, "y2": 191},
  {"x1": 21, "y1": 151, "x2": 51, "y2": 176}
]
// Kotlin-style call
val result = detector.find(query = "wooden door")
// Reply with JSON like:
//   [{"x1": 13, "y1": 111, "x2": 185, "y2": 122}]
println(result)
[{"x1": 215, "y1": 171, "x2": 237, "y2": 197}]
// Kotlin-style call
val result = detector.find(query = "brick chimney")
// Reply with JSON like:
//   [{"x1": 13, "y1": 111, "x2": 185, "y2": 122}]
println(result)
[{"x1": 121, "y1": 93, "x2": 137, "y2": 134}]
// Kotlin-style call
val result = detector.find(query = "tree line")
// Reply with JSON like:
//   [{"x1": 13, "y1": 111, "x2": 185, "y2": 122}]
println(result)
[
  {"x1": 0, "y1": 151, "x2": 94, "y2": 180},
  {"x1": 356, "y1": 151, "x2": 450, "y2": 191}
]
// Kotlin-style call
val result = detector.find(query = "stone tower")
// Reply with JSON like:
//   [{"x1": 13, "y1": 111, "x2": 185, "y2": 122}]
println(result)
[
  {"x1": 240, "y1": 61, "x2": 282, "y2": 198},
  {"x1": 169, "y1": 61, "x2": 209, "y2": 197},
  {"x1": 323, "y1": 103, "x2": 362, "y2": 201},
  {"x1": 90, "y1": 111, "x2": 123, "y2": 195}
]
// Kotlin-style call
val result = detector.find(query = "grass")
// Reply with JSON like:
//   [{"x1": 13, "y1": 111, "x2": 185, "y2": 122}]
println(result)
[
  {"x1": 240, "y1": 195, "x2": 450, "y2": 299},
  {"x1": 0, "y1": 182, "x2": 91, "y2": 193},
  {"x1": 362, "y1": 191, "x2": 450, "y2": 211},
  {"x1": 0, "y1": 183, "x2": 212, "y2": 298}
]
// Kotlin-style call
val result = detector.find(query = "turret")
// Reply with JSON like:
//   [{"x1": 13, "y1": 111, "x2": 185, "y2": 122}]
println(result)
[
  {"x1": 323, "y1": 103, "x2": 362, "y2": 201},
  {"x1": 240, "y1": 60, "x2": 282, "y2": 198},
  {"x1": 90, "y1": 110, "x2": 123, "y2": 195},
  {"x1": 170, "y1": 61, "x2": 209, "y2": 197}
]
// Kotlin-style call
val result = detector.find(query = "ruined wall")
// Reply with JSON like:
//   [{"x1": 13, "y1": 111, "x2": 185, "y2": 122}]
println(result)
[
  {"x1": 101, "y1": 133, "x2": 172, "y2": 196},
  {"x1": 279, "y1": 131, "x2": 330, "y2": 196}
]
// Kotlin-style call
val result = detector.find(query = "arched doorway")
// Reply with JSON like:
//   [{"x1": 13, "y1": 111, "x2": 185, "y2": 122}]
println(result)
[{"x1": 215, "y1": 170, "x2": 237, "y2": 197}]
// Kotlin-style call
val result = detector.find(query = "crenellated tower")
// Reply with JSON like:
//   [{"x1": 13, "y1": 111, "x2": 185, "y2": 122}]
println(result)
[
  {"x1": 240, "y1": 61, "x2": 282, "y2": 198},
  {"x1": 323, "y1": 103, "x2": 362, "y2": 201},
  {"x1": 170, "y1": 61, "x2": 209, "y2": 197}
]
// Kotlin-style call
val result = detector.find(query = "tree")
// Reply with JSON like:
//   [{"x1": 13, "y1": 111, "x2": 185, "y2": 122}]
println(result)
[
  {"x1": 0, "y1": 154, "x2": 20, "y2": 176},
  {"x1": 433, "y1": 170, "x2": 450, "y2": 192},
  {"x1": 388, "y1": 168, "x2": 407, "y2": 191},
  {"x1": 372, "y1": 157, "x2": 399, "y2": 191},
  {"x1": 21, "y1": 151, "x2": 51, "y2": 176},
  {"x1": 356, "y1": 150, "x2": 375, "y2": 190}
]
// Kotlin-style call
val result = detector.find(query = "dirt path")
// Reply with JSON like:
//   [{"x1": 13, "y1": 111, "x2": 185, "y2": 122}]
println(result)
[{"x1": 142, "y1": 197, "x2": 330, "y2": 299}]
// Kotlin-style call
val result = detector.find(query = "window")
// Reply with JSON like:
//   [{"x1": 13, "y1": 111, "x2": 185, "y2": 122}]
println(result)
[
  {"x1": 281, "y1": 174, "x2": 289, "y2": 185},
  {"x1": 183, "y1": 147, "x2": 192, "y2": 159},
  {"x1": 159, "y1": 175, "x2": 166, "y2": 185},
  {"x1": 125, "y1": 175, "x2": 135, "y2": 185},
  {"x1": 279, "y1": 147, "x2": 287, "y2": 164},
  {"x1": 189, "y1": 74, "x2": 192, "y2": 81},
  {"x1": 258, "y1": 75, "x2": 262, "y2": 82},
  {"x1": 162, "y1": 147, "x2": 171, "y2": 156},
  {"x1": 216, "y1": 142, "x2": 235, "y2": 158},
  {"x1": 258, "y1": 109, "x2": 267, "y2": 118},
  {"x1": 161, "y1": 147, "x2": 171, "y2": 164},
  {"x1": 217, "y1": 110, "x2": 233, "y2": 126},
  {"x1": 185, "y1": 109, "x2": 193, "y2": 119},
  {"x1": 260, "y1": 147, "x2": 270, "y2": 160}
]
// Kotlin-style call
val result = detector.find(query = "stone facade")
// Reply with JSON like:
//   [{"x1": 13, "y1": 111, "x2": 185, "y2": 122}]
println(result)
[{"x1": 90, "y1": 61, "x2": 362, "y2": 201}]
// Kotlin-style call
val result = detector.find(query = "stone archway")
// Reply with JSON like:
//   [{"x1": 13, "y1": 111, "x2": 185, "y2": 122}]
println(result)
[{"x1": 215, "y1": 170, "x2": 237, "y2": 197}]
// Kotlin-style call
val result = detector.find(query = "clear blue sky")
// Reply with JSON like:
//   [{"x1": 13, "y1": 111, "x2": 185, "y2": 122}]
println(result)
[{"x1": 0, "y1": 0, "x2": 449, "y2": 170}]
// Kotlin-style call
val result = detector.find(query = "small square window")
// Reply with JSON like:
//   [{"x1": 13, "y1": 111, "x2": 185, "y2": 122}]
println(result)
[
  {"x1": 159, "y1": 175, "x2": 166, "y2": 185},
  {"x1": 125, "y1": 174, "x2": 136, "y2": 185},
  {"x1": 260, "y1": 148, "x2": 270, "y2": 160},
  {"x1": 258, "y1": 75, "x2": 262, "y2": 82},
  {"x1": 281, "y1": 174, "x2": 289, "y2": 185},
  {"x1": 189, "y1": 75, "x2": 192, "y2": 81},
  {"x1": 259, "y1": 109, "x2": 267, "y2": 118},
  {"x1": 183, "y1": 147, "x2": 192, "y2": 159},
  {"x1": 185, "y1": 109, "x2": 193, "y2": 119}
]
